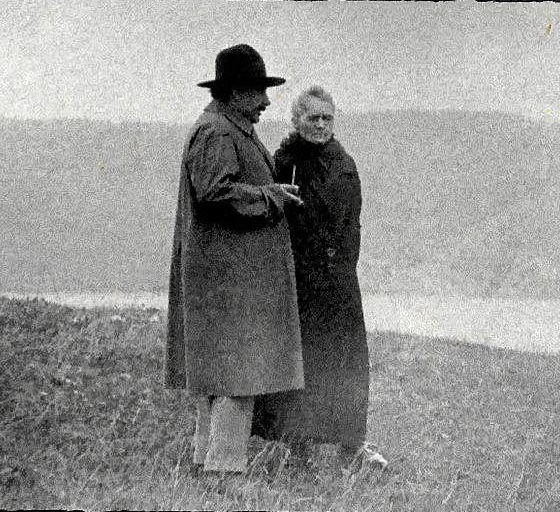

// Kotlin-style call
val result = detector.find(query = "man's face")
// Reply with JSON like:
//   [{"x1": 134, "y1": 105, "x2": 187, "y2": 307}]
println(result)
[
  {"x1": 295, "y1": 96, "x2": 335, "y2": 145},
  {"x1": 230, "y1": 87, "x2": 270, "y2": 124}
]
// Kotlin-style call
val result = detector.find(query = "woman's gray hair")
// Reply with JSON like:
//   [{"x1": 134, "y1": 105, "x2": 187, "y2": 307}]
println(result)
[{"x1": 291, "y1": 85, "x2": 335, "y2": 128}]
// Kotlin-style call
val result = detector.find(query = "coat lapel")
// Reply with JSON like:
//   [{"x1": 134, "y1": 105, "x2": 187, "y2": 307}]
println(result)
[
  {"x1": 208, "y1": 101, "x2": 275, "y2": 172},
  {"x1": 250, "y1": 131, "x2": 274, "y2": 172}
]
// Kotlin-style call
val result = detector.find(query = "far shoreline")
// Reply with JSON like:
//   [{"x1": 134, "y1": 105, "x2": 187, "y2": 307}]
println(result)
[{"x1": 2, "y1": 291, "x2": 560, "y2": 355}]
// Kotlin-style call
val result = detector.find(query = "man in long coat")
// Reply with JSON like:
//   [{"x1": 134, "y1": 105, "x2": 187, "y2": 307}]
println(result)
[{"x1": 165, "y1": 44, "x2": 304, "y2": 474}]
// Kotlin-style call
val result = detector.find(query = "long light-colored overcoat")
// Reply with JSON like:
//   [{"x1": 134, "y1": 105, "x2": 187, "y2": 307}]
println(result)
[{"x1": 165, "y1": 100, "x2": 304, "y2": 397}]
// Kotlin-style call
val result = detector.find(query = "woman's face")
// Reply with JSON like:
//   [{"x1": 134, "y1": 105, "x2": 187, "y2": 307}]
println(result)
[{"x1": 295, "y1": 96, "x2": 335, "y2": 145}]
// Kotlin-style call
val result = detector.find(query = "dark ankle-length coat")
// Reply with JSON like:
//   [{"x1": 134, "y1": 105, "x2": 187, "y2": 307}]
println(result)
[
  {"x1": 253, "y1": 133, "x2": 369, "y2": 450},
  {"x1": 165, "y1": 101, "x2": 304, "y2": 397}
]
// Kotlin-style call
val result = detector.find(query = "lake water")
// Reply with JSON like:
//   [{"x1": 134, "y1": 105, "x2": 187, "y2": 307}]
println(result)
[{"x1": 2, "y1": 291, "x2": 560, "y2": 355}]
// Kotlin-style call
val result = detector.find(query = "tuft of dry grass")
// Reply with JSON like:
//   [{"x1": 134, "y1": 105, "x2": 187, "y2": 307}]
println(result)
[{"x1": 1, "y1": 296, "x2": 559, "y2": 511}]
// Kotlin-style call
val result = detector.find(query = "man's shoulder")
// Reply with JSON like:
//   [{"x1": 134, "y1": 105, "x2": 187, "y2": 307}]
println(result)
[
  {"x1": 181, "y1": 109, "x2": 240, "y2": 158},
  {"x1": 190, "y1": 110, "x2": 233, "y2": 138}
]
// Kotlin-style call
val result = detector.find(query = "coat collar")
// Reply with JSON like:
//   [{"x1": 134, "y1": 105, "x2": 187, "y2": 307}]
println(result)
[
  {"x1": 204, "y1": 99, "x2": 274, "y2": 171},
  {"x1": 278, "y1": 132, "x2": 343, "y2": 159},
  {"x1": 205, "y1": 100, "x2": 254, "y2": 136}
]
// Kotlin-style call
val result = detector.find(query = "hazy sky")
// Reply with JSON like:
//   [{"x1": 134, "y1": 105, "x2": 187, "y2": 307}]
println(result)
[{"x1": 1, "y1": 0, "x2": 559, "y2": 123}]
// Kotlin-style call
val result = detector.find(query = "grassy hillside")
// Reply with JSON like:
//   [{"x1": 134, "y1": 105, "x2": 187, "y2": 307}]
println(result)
[
  {"x1": 1, "y1": 297, "x2": 559, "y2": 510},
  {"x1": 2, "y1": 112, "x2": 559, "y2": 296}
]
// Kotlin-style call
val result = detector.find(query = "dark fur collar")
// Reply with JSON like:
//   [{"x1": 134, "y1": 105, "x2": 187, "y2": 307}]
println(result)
[{"x1": 277, "y1": 132, "x2": 346, "y2": 163}]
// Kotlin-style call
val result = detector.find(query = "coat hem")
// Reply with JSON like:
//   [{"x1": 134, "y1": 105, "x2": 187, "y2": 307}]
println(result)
[{"x1": 184, "y1": 382, "x2": 305, "y2": 398}]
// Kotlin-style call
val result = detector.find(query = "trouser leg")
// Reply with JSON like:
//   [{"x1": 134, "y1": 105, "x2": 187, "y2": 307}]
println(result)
[
  {"x1": 204, "y1": 396, "x2": 255, "y2": 473},
  {"x1": 192, "y1": 396, "x2": 212, "y2": 465}
]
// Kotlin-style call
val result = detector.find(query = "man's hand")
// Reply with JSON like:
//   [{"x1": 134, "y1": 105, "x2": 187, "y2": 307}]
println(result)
[{"x1": 278, "y1": 184, "x2": 303, "y2": 207}]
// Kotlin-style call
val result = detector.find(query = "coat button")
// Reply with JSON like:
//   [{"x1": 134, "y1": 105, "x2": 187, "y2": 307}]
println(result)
[{"x1": 327, "y1": 248, "x2": 336, "y2": 258}]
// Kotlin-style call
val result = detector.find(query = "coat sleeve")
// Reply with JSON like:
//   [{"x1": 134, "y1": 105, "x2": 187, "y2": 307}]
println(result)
[
  {"x1": 335, "y1": 156, "x2": 362, "y2": 267},
  {"x1": 188, "y1": 125, "x2": 287, "y2": 229}
]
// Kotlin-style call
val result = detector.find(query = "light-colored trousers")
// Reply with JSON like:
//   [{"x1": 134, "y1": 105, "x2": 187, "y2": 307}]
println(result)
[{"x1": 192, "y1": 395, "x2": 255, "y2": 473}]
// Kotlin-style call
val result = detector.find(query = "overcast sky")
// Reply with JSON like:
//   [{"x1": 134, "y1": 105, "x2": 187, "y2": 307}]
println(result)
[{"x1": 1, "y1": 0, "x2": 559, "y2": 124}]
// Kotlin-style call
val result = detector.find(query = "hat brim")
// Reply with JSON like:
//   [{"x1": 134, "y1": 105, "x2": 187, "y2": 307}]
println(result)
[{"x1": 197, "y1": 76, "x2": 286, "y2": 88}]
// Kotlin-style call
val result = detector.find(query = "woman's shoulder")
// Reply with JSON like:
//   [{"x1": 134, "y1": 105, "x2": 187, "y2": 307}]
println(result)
[
  {"x1": 274, "y1": 132, "x2": 301, "y2": 165},
  {"x1": 276, "y1": 132, "x2": 300, "y2": 153},
  {"x1": 326, "y1": 139, "x2": 357, "y2": 173}
]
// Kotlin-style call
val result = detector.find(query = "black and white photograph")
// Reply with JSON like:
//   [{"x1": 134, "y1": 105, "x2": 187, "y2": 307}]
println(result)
[{"x1": 1, "y1": 1, "x2": 559, "y2": 510}]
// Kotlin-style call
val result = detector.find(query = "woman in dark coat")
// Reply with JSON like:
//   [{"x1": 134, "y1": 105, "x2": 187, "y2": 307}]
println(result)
[{"x1": 253, "y1": 86, "x2": 373, "y2": 458}]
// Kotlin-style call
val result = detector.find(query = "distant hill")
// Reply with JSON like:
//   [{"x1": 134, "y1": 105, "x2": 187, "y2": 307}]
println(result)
[
  {"x1": 337, "y1": 110, "x2": 560, "y2": 298},
  {"x1": 1, "y1": 111, "x2": 559, "y2": 298}
]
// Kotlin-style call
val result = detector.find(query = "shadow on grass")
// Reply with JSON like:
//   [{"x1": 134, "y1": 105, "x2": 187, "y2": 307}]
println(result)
[{"x1": 0, "y1": 297, "x2": 559, "y2": 511}]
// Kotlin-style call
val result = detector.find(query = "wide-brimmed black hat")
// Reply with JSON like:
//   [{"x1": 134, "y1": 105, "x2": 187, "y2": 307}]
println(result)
[{"x1": 197, "y1": 44, "x2": 285, "y2": 89}]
